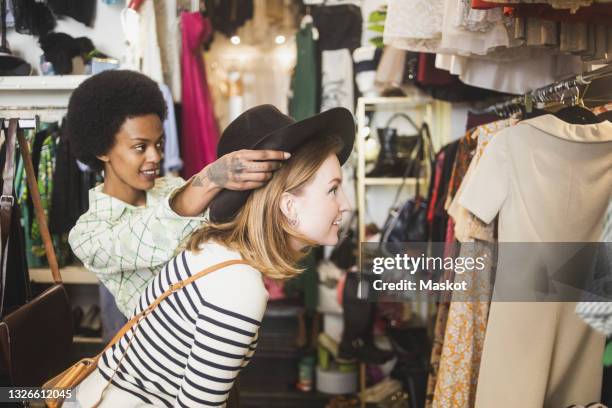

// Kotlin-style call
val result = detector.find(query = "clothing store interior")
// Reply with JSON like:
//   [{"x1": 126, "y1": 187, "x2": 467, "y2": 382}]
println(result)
[{"x1": 0, "y1": 0, "x2": 611, "y2": 407}]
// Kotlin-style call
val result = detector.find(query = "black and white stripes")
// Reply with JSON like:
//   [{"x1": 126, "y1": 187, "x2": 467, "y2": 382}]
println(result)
[{"x1": 94, "y1": 242, "x2": 268, "y2": 407}]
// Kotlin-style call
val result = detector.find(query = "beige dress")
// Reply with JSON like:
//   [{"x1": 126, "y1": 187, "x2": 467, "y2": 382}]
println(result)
[{"x1": 459, "y1": 115, "x2": 612, "y2": 408}]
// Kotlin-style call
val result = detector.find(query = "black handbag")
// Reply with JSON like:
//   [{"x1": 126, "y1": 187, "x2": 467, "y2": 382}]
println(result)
[
  {"x1": 380, "y1": 123, "x2": 434, "y2": 247},
  {"x1": 368, "y1": 113, "x2": 422, "y2": 178}
]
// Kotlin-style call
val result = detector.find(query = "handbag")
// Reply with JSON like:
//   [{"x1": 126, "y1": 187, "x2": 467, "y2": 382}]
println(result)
[
  {"x1": 380, "y1": 123, "x2": 434, "y2": 247},
  {"x1": 0, "y1": 119, "x2": 73, "y2": 388},
  {"x1": 367, "y1": 113, "x2": 421, "y2": 178},
  {"x1": 43, "y1": 258, "x2": 249, "y2": 408}
]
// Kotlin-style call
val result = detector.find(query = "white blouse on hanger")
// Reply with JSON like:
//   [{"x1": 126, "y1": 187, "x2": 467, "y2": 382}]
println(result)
[
  {"x1": 383, "y1": 0, "x2": 444, "y2": 52},
  {"x1": 435, "y1": 51, "x2": 582, "y2": 94},
  {"x1": 439, "y1": 0, "x2": 513, "y2": 56}
]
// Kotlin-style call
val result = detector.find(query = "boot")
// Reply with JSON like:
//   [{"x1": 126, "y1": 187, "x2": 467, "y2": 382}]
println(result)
[
  {"x1": 338, "y1": 272, "x2": 394, "y2": 365},
  {"x1": 367, "y1": 128, "x2": 400, "y2": 177}
]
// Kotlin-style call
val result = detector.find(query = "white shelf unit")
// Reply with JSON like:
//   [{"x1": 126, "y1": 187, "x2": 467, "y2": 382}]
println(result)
[
  {"x1": 29, "y1": 265, "x2": 98, "y2": 285},
  {"x1": 355, "y1": 97, "x2": 434, "y2": 243},
  {"x1": 0, "y1": 75, "x2": 90, "y2": 107}
]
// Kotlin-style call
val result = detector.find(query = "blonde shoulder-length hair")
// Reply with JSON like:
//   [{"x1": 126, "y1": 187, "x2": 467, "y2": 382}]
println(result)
[{"x1": 186, "y1": 135, "x2": 345, "y2": 280}]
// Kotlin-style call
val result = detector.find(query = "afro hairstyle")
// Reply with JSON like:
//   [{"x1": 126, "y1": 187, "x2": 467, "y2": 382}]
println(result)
[{"x1": 66, "y1": 70, "x2": 167, "y2": 172}]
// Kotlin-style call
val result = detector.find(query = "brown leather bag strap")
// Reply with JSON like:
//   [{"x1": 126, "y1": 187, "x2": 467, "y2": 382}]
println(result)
[
  {"x1": 16, "y1": 125, "x2": 61, "y2": 283},
  {"x1": 100, "y1": 258, "x2": 249, "y2": 355}
]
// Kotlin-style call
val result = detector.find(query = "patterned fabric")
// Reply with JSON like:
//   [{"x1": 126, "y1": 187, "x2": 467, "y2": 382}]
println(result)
[
  {"x1": 444, "y1": 131, "x2": 477, "y2": 210},
  {"x1": 14, "y1": 128, "x2": 71, "y2": 267},
  {"x1": 433, "y1": 119, "x2": 515, "y2": 408},
  {"x1": 455, "y1": 0, "x2": 504, "y2": 32},
  {"x1": 69, "y1": 176, "x2": 207, "y2": 316},
  {"x1": 384, "y1": 0, "x2": 444, "y2": 52}
]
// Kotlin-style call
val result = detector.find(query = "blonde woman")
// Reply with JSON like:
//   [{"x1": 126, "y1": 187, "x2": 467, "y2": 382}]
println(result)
[{"x1": 72, "y1": 105, "x2": 355, "y2": 407}]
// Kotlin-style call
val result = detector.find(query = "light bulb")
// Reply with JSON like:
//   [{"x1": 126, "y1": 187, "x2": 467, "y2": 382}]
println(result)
[
  {"x1": 230, "y1": 35, "x2": 241, "y2": 45},
  {"x1": 275, "y1": 35, "x2": 286, "y2": 45}
]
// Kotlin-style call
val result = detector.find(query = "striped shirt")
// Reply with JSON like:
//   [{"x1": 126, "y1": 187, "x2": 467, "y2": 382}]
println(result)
[{"x1": 75, "y1": 242, "x2": 269, "y2": 407}]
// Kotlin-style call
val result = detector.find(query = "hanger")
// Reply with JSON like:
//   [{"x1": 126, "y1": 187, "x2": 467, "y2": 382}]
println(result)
[{"x1": 554, "y1": 80, "x2": 602, "y2": 125}]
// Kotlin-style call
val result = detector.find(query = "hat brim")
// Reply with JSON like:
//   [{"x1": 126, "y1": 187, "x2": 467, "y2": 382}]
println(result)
[{"x1": 209, "y1": 107, "x2": 355, "y2": 223}]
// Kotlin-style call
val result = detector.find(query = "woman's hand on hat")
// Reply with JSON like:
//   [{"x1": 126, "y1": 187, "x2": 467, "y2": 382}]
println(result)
[{"x1": 202, "y1": 149, "x2": 291, "y2": 191}]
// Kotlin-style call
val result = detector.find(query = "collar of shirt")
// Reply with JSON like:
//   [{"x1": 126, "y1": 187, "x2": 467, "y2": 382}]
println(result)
[
  {"x1": 87, "y1": 182, "x2": 166, "y2": 221},
  {"x1": 523, "y1": 114, "x2": 612, "y2": 144}
]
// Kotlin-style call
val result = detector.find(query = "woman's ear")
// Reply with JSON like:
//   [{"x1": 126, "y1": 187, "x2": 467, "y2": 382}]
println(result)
[
  {"x1": 280, "y1": 191, "x2": 296, "y2": 219},
  {"x1": 96, "y1": 154, "x2": 110, "y2": 163}
]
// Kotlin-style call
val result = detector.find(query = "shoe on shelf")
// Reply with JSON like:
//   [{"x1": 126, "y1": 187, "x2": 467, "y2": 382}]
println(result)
[{"x1": 338, "y1": 338, "x2": 394, "y2": 365}]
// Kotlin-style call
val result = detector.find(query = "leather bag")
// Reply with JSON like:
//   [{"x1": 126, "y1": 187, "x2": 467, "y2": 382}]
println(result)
[
  {"x1": 43, "y1": 259, "x2": 249, "y2": 408},
  {"x1": 380, "y1": 123, "x2": 434, "y2": 247},
  {"x1": 368, "y1": 113, "x2": 422, "y2": 178},
  {"x1": 0, "y1": 119, "x2": 73, "y2": 388}
]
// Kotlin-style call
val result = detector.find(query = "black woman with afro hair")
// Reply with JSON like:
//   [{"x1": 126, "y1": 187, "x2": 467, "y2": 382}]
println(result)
[{"x1": 66, "y1": 70, "x2": 289, "y2": 321}]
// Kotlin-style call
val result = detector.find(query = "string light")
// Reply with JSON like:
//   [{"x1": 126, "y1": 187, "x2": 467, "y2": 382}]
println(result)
[
  {"x1": 230, "y1": 35, "x2": 241, "y2": 45},
  {"x1": 275, "y1": 35, "x2": 286, "y2": 45}
]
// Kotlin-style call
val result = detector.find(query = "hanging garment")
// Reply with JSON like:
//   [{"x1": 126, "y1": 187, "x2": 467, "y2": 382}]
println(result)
[
  {"x1": 205, "y1": 0, "x2": 254, "y2": 37},
  {"x1": 312, "y1": 4, "x2": 362, "y2": 51},
  {"x1": 153, "y1": 0, "x2": 182, "y2": 102},
  {"x1": 289, "y1": 23, "x2": 319, "y2": 121},
  {"x1": 158, "y1": 83, "x2": 182, "y2": 174},
  {"x1": 433, "y1": 119, "x2": 517, "y2": 408},
  {"x1": 383, "y1": 0, "x2": 444, "y2": 52},
  {"x1": 375, "y1": 46, "x2": 406, "y2": 89},
  {"x1": 435, "y1": 52, "x2": 583, "y2": 94},
  {"x1": 0, "y1": 132, "x2": 30, "y2": 318},
  {"x1": 180, "y1": 11, "x2": 219, "y2": 178},
  {"x1": 49, "y1": 122, "x2": 86, "y2": 238},
  {"x1": 320, "y1": 49, "x2": 354, "y2": 113},
  {"x1": 473, "y1": 0, "x2": 597, "y2": 13},
  {"x1": 459, "y1": 115, "x2": 612, "y2": 408},
  {"x1": 455, "y1": 0, "x2": 504, "y2": 32},
  {"x1": 47, "y1": 0, "x2": 96, "y2": 26},
  {"x1": 439, "y1": 0, "x2": 514, "y2": 56},
  {"x1": 353, "y1": 46, "x2": 382, "y2": 98},
  {"x1": 14, "y1": 127, "x2": 69, "y2": 267},
  {"x1": 415, "y1": 53, "x2": 508, "y2": 102},
  {"x1": 121, "y1": 1, "x2": 164, "y2": 83}
]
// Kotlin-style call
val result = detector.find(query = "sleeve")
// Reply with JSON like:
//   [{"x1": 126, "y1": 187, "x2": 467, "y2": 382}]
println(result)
[
  {"x1": 174, "y1": 267, "x2": 268, "y2": 407},
  {"x1": 458, "y1": 131, "x2": 510, "y2": 225},
  {"x1": 68, "y1": 179, "x2": 208, "y2": 277}
]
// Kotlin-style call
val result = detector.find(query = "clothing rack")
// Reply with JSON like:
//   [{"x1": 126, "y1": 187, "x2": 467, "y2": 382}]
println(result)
[
  {"x1": 480, "y1": 63, "x2": 612, "y2": 116},
  {"x1": 1, "y1": 105, "x2": 68, "y2": 129}
]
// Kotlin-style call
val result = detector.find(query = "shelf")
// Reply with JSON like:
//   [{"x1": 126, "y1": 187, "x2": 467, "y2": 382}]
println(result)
[
  {"x1": 0, "y1": 75, "x2": 90, "y2": 90},
  {"x1": 30, "y1": 265, "x2": 98, "y2": 285},
  {"x1": 73, "y1": 336, "x2": 103, "y2": 344},
  {"x1": 364, "y1": 177, "x2": 424, "y2": 186}
]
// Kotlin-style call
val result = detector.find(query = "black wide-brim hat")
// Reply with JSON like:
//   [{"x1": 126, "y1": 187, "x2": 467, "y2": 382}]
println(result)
[{"x1": 209, "y1": 105, "x2": 355, "y2": 223}]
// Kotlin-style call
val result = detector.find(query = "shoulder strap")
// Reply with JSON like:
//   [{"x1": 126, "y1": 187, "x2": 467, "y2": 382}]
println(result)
[
  {"x1": 16, "y1": 123, "x2": 61, "y2": 283},
  {"x1": 102, "y1": 258, "x2": 250, "y2": 355}
]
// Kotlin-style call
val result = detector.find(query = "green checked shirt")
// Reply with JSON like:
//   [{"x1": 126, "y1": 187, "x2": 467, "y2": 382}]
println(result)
[{"x1": 69, "y1": 176, "x2": 208, "y2": 316}]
